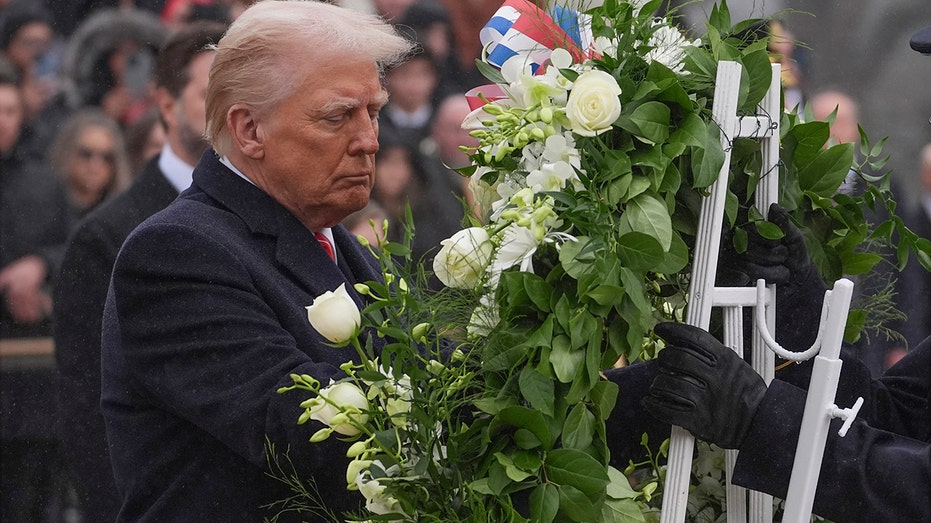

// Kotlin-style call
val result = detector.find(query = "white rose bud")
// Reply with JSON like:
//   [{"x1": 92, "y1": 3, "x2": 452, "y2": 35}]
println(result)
[
  {"x1": 345, "y1": 458, "x2": 372, "y2": 489},
  {"x1": 309, "y1": 381, "x2": 370, "y2": 436},
  {"x1": 432, "y1": 227, "x2": 494, "y2": 289},
  {"x1": 306, "y1": 283, "x2": 361, "y2": 345},
  {"x1": 565, "y1": 69, "x2": 622, "y2": 137}
]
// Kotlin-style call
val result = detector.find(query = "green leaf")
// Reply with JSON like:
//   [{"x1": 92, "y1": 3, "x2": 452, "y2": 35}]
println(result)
[
  {"x1": 840, "y1": 251, "x2": 882, "y2": 275},
  {"x1": 499, "y1": 406, "x2": 556, "y2": 450},
  {"x1": 544, "y1": 448, "x2": 610, "y2": 494},
  {"x1": 790, "y1": 121, "x2": 830, "y2": 166},
  {"x1": 588, "y1": 284, "x2": 625, "y2": 307},
  {"x1": 483, "y1": 344, "x2": 530, "y2": 372},
  {"x1": 708, "y1": 0, "x2": 731, "y2": 32},
  {"x1": 569, "y1": 310, "x2": 598, "y2": 350},
  {"x1": 562, "y1": 404, "x2": 596, "y2": 450},
  {"x1": 487, "y1": 460, "x2": 512, "y2": 495},
  {"x1": 529, "y1": 484, "x2": 559, "y2": 523},
  {"x1": 618, "y1": 101, "x2": 671, "y2": 144},
  {"x1": 915, "y1": 237, "x2": 931, "y2": 272},
  {"x1": 668, "y1": 112, "x2": 706, "y2": 148},
  {"x1": 519, "y1": 366, "x2": 555, "y2": 418},
  {"x1": 560, "y1": 236, "x2": 598, "y2": 279},
  {"x1": 732, "y1": 226, "x2": 748, "y2": 253},
  {"x1": 754, "y1": 220, "x2": 784, "y2": 240},
  {"x1": 606, "y1": 466, "x2": 637, "y2": 499},
  {"x1": 590, "y1": 380, "x2": 618, "y2": 419},
  {"x1": 625, "y1": 192, "x2": 672, "y2": 250},
  {"x1": 557, "y1": 484, "x2": 600, "y2": 522},
  {"x1": 691, "y1": 124, "x2": 725, "y2": 188},
  {"x1": 601, "y1": 498, "x2": 647, "y2": 523},
  {"x1": 493, "y1": 452, "x2": 535, "y2": 482},
  {"x1": 550, "y1": 334, "x2": 583, "y2": 383},
  {"x1": 523, "y1": 272, "x2": 554, "y2": 313},
  {"x1": 474, "y1": 58, "x2": 505, "y2": 85},
  {"x1": 651, "y1": 231, "x2": 689, "y2": 274},
  {"x1": 798, "y1": 143, "x2": 854, "y2": 196},
  {"x1": 618, "y1": 267, "x2": 650, "y2": 319},
  {"x1": 844, "y1": 308, "x2": 867, "y2": 344},
  {"x1": 739, "y1": 48, "x2": 773, "y2": 111},
  {"x1": 617, "y1": 232, "x2": 664, "y2": 270}
]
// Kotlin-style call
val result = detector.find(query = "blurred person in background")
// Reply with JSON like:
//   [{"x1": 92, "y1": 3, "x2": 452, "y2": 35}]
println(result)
[
  {"x1": 0, "y1": 55, "x2": 73, "y2": 523},
  {"x1": 124, "y1": 105, "x2": 167, "y2": 174},
  {"x1": 438, "y1": 0, "x2": 503, "y2": 91},
  {"x1": 28, "y1": 7, "x2": 166, "y2": 163},
  {"x1": 395, "y1": 1, "x2": 474, "y2": 101},
  {"x1": 0, "y1": 57, "x2": 70, "y2": 339},
  {"x1": 0, "y1": 0, "x2": 59, "y2": 129},
  {"x1": 380, "y1": 44, "x2": 438, "y2": 146},
  {"x1": 48, "y1": 108, "x2": 131, "y2": 218},
  {"x1": 53, "y1": 21, "x2": 225, "y2": 521}
]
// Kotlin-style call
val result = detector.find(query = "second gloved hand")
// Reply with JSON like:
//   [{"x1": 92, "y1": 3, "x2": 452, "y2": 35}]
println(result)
[{"x1": 642, "y1": 322, "x2": 767, "y2": 449}]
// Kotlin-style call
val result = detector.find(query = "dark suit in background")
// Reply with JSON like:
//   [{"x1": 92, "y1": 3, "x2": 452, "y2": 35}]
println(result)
[
  {"x1": 101, "y1": 151, "x2": 383, "y2": 520},
  {"x1": 53, "y1": 157, "x2": 178, "y2": 520},
  {"x1": 896, "y1": 201, "x2": 931, "y2": 349}
]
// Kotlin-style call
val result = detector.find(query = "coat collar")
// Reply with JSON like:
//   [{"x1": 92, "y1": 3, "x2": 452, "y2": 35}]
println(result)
[{"x1": 188, "y1": 150, "x2": 382, "y2": 302}]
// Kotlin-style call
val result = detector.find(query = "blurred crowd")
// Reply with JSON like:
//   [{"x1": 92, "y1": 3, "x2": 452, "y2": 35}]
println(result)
[{"x1": 1, "y1": 0, "x2": 929, "y2": 521}]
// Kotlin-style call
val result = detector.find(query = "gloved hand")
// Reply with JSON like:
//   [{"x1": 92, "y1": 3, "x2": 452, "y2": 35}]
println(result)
[
  {"x1": 717, "y1": 203, "x2": 826, "y2": 350},
  {"x1": 642, "y1": 322, "x2": 767, "y2": 449},
  {"x1": 718, "y1": 203, "x2": 823, "y2": 294}
]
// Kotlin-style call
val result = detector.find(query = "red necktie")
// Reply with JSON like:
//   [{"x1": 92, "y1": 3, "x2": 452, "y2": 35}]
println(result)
[{"x1": 315, "y1": 232, "x2": 335, "y2": 261}]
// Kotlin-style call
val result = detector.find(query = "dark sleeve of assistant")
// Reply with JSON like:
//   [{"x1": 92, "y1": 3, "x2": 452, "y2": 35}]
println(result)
[{"x1": 732, "y1": 379, "x2": 930, "y2": 523}]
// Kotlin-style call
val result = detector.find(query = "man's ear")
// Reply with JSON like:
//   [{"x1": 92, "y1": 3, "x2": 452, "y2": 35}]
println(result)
[{"x1": 227, "y1": 103, "x2": 265, "y2": 159}]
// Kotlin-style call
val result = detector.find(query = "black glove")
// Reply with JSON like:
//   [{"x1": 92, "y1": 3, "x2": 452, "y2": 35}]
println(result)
[
  {"x1": 718, "y1": 204, "x2": 822, "y2": 293},
  {"x1": 718, "y1": 203, "x2": 826, "y2": 349},
  {"x1": 642, "y1": 322, "x2": 767, "y2": 449}
]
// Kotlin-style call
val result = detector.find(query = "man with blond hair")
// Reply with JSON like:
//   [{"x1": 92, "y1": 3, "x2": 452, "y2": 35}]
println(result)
[{"x1": 100, "y1": 2, "x2": 413, "y2": 520}]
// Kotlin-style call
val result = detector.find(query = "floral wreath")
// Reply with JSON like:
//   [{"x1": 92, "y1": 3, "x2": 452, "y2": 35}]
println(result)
[{"x1": 275, "y1": 1, "x2": 931, "y2": 522}]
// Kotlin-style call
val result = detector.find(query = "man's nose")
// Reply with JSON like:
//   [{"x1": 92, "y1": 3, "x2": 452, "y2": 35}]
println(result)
[{"x1": 350, "y1": 116, "x2": 379, "y2": 156}]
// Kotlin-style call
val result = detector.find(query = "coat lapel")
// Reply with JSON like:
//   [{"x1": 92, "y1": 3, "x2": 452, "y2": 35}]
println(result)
[{"x1": 190, "y1": 150, "x2": 379, "y2": 308}]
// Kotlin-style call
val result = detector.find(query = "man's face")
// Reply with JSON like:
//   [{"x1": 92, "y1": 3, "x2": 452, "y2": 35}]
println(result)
[
  {"x1": 250, "y1": 56, "x2": 386, "y2": 229},
  {"x1": 162, "y1": 51, "x2": 213, "y2": 164}
]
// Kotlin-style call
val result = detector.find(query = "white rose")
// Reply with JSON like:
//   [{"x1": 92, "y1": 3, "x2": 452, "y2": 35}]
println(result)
[
  {"x1": 306, "y1": 282, "x2": 361, "y2": 345},
  {"x1": 565, "y1": 69, "x2": 622, "y2": 137},
  {"x1": 309, "y1": 380, "x2": 369, "y2": 436},
  {"x1": 432, "y1": 227, "x2": 494, "y2": 289}
]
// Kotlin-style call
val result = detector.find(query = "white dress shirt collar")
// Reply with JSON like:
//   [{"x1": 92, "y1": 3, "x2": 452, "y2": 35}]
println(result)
[{"x1": 158, "y1": 143, "x2": 196, "y2": 193}]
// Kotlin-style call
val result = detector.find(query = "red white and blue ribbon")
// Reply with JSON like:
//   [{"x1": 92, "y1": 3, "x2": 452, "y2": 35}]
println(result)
[{"x1": 479, "y1": 0, "x2": 592, "y2": 73}]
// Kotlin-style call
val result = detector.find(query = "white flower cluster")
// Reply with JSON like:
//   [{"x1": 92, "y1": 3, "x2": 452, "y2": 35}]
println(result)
[{"x1": 644, "y1": 21, "x2": 701, "y2": 74}]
